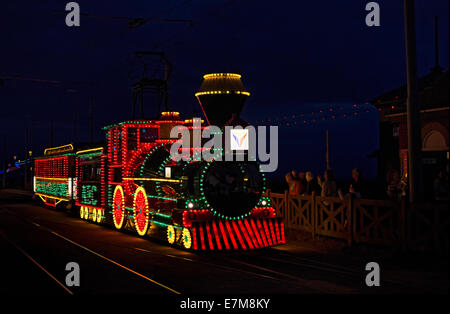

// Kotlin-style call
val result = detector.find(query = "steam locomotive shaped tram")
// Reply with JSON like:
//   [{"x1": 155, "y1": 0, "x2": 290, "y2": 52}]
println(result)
[{"x1": 33, "y1": 73, "x2": 285, "y2": 250}]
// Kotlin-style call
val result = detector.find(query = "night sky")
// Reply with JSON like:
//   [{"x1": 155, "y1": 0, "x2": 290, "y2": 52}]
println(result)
[{"x1": 0, "y1": 0, "x2": 448, "y2": 180}]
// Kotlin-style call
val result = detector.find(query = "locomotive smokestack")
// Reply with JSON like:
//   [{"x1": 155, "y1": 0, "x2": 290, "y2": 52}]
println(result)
[{"x1": 195, "y1": 73, "x2": 250, "y2": 127}]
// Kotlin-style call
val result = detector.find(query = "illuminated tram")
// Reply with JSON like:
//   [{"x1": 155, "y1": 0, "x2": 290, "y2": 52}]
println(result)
[{"x1": 33, "y1": 73, "x2": 285, "y2": 250}]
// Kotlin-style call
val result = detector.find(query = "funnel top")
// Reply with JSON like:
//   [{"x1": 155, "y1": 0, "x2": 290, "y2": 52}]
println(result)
[
  {"x1": 195, "y1": 73, "x2": 250, "y2": 126},
  {"x1": 203, "y1": 73, "x2": 241, "y2": 79},
  {"x1": 195, "y1": 73, "x2": 250, "y2": 97}
]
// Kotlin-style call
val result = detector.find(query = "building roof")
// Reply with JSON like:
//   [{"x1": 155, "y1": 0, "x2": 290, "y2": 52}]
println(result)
[{"x1": 370, "y1": 67, "x2": 449, "y2": 116}]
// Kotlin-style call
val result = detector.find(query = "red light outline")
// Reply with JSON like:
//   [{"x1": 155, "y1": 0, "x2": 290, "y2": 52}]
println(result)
[
  {"x1": 244, "y1": 220, "x2": 259, "y2": 248},
  {"x1": 256, "y1": 219, "x2": 268, "y2": 247},
  {"x1": 205, "y1": 223, "x2": 214, "y2": 250},
  {"x1": 225, "y1": 221, "x2": 238, "y2": 249},
  {"x1": 192, "y1": 227, "x2": 198, "y2": 250},
  {"x1": 231, "y1": 221, "x2": 247, "y2": 250},
  {"x1": 262, "y1": 220, "x2": 273, "y2": 246},
  {"x1": 199, "y1": 224, "x2": 206, "y2": 250},
  {"x1": 238, "y1": 220, "x2": 254, "y2": 249},
  {"x1": 268, "y1": 219, "x2": 277, "y2": 245},
  {"x1": 274, "y1": 219, "x2": 281, "y2": 244},
  {"x1": 218, "y1": 221, "x2": 230, "y2": 250},
  {"x1": 250, "y1": 220, "x2": 264, "y2": 248},
  {"x1": 212, "y1": 221, "x2": 222, "y2": 250}
]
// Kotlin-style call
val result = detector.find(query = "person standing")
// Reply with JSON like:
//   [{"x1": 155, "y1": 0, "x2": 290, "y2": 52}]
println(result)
[
  {"x1": 304, "y1": 171, "x2": 320, "y2": 195},
  {"x1": 297, "y1": 171, "x2": 307, "y2": 195},
  {"x1": 285, "y1": 170, "x2": 301, "y2": 195},
  {"x1": 433, "y1": 169, "x2": 449, "y2": 201},
  {"x1": 386, "y1": 169, "x2": 407, "y2": 200},
  {"x1": 318, "y1": 169, "x2": 337, "y2": 197},
  {"x1": 349, "y1": 168, "x2": 364, "y2": 198}
]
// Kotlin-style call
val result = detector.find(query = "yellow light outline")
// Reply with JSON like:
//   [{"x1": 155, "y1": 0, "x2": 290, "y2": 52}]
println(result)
[
  {"x1": 35, "y1": 193, "x2": 69, "y2": 204},
  {"x1": 161, "y1": 111, "x2": 180, "y2": 116},
  {"x1": 182, "y1": 228, "x2": 192, "y2": 249},
  {"x1": 133, "y1": 186, "x2": 150, "y2": 236},
  {"x1": 112, "y1": 185, "x2": 125, "y2": 230},
  {"x1": 35, "y1": 177, "x2": 69, "y2": 182},
  {"x1": 76, "y1": 147, "x2": 103, "y2": 155},
  {"x1": 97, "y1": 208, "x2": 103, "y2": 223},
  {"x1": 123, "y1": 177, "x2": 182, "y2": 183},
  {"x1": 194, "y1": 90, "x2": 250, "y2": 97},
  {"x1": 203, "y1": 73, "x2": 241, "y2": 79},
  {"x1": 167, "y1": 225, "x2": 175, "y2": 244},
  {"x1": 37, "y1": 194, "x2": 46, "y2": 203},
  {"x1": 44, "y1": 144, "x2": 74, "y2": 156},
  {"x1": 184, "y1": 119, "x2": 204, "y2": 123},
  {"x1": 92, "y1": 207, "x2": 97, "y2": 221}
]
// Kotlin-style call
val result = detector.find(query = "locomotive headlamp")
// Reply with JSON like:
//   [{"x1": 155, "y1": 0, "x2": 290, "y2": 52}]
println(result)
[
  {"x1": 258, "y1": 196, "x2": 271, "y2": 207},
  {"x1": 165, "y1": 167, "x2": 171, "y2": 178}
]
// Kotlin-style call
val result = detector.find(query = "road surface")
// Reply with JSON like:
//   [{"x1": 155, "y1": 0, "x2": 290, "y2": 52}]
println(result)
[{"x1": 0, "y1": 189, "x2": 447, "y2": 296}]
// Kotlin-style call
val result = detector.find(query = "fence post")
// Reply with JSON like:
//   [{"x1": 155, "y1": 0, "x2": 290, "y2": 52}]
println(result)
[
  {"x1": 284, "y1": 190, "x2": 289, "y2": 227},
  {"x1": 311, "y1": 191, "x2": 316, "y2": 239},
  {"x1": 347, "y1": 194, "x2": 354, "y2": 247},
  {"x1": 399, "y1": 196, "x2": 407, "y2": 251},
  {"x1": 314, "y1": 194, "x2": 318, "y2": 240},
  {"x1": 352, "y1": 194, "x2": 357, "y2": 243}
]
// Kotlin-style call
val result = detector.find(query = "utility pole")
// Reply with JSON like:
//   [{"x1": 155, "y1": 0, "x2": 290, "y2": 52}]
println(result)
[
  {"x1": 433, "y1": 16, "x2": 442, "y2": 71},
  {"x1": 24, "y1": 124, "x2": 28, "y2": 190},
  {"x1": 434, "y1": 16, "x2": 439, "y2": 68},
  {"x1": 29, "y1": 117, "x2": 34, "y2": 191},
  {"x1": 326, "y1": 130, "x2": 330, "y2": 170},
  {"x1": 89, "y1": 96, "x2": 94, "y2": 143},
  {"x1": 132, "y1": 51, "x2": 172, "y2": 119},
  {"x1": 404, "y1": 0, "x2": 423, "y2": 203},
  {"x1": 2, "y1": 135, "x2": 6, "y2": 189},
  {"x1": 24, "y1": 115, "x2": 33, "y2": 191},
  {"x1": 30, "y1": 116, "x2": 34, "y2": 156}
]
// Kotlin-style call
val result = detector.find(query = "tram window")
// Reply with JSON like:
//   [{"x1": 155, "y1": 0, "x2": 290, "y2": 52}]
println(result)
[
  {"x1": 81, "y1": 162, "x2": 101, "y2": 181},
  {"x1": 127, "y1": 127, "x2": 138, "y2": 150},
  {"x1": 140, "y1": 128, "x2": 158, "y2": 143}
]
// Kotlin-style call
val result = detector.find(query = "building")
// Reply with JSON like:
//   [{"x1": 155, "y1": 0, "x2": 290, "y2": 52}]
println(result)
[{"x1": 370, "y1": 64, "x2": 448, "y2": 200}]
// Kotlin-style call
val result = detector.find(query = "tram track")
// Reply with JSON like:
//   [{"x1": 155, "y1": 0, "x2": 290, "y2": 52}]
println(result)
[
  {"x1": 0, "y1": 206, "x2": 375, "y2": 295},
  {"x1": 0, "y1": 206, "x2": 181, "y2": 294},
  {"x1": 1, "y1": 198, "x2": 437, "y2": 294},
  {"x1": 217, "y1": 249, "x2": 433, "y2": 293},
  {"x1": 0, "y1": 204, "x2": 348, "y2": 293},
  {"x1": 0, "y1": 230, "x2": 74, "y2": 295},
  {"x1": 0, "y1": 203, "x2": 388, "y2": 295},
  {"x1": 1, "y1": 204, "x2": 325, "y2": 293},
  {"x1": 270, "y1": 251, "x2": 433, "y2": 292}
]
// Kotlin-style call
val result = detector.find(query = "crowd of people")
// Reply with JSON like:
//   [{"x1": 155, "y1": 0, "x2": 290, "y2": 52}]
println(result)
[
  {"x1": 285, "y1": 169, "x2": 359, "y2": 200},
  {"x1": 285, "y1": 169, "x2": 340, "y2": 197},
  {"x1": 285, "y1": 165, "x2": 449, "y2": 202}
]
